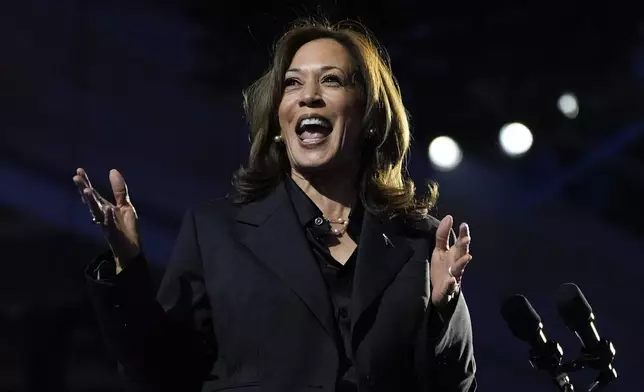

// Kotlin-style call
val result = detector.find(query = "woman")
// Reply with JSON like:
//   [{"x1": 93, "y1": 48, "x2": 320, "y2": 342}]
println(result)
[{"x1": 73, "y1": 19, "x2": 476, "y2": 392}]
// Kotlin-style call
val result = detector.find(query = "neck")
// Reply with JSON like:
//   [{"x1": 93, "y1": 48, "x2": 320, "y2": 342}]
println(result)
[{"x1": 290, "y1": 167, "x2": 358, "y2": 220}]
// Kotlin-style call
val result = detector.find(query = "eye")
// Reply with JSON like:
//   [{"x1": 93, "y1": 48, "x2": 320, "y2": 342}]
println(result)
[
  {"x1": 283, "y1": 77, "x2": 301, "y2": 89},
  {"x1": 322, "y1": 75, "x2": 343, "y2": 86}
]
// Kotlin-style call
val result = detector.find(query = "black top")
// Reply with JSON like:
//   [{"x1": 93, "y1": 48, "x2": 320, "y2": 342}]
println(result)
[{"x1": 284, "y1": 177, "x2": 362, "y2": 392}]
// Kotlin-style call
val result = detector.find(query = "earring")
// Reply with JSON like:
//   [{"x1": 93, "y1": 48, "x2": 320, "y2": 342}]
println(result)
[
  {"x1": 273, "y1": 135, "x2": 283, "y2": 143},
  {"x1": 368, "y1": 129, "x2": 375, "y2": 137}
]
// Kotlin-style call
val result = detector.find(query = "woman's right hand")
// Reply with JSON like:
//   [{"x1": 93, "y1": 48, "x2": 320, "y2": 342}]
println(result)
[{"x1": 73, "y1": 168, "x2": 141, "y2": 274}]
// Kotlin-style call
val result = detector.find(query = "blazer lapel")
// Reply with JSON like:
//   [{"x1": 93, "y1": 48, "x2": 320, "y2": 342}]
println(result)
[
  {"x1": 350, "y1": 212, "x2": 413, "y2": 348},
  {"x1": 235, "y1": 183, "x2": 337, "y2": 342}
]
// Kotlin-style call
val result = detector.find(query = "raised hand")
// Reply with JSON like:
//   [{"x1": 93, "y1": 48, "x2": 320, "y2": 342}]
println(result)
[
  {"x1": 73, "y1": 168, "x2": 141, "y2": 273},
  {"x1": 430, "y1": 215, "x2": 472, "y2": 308}
]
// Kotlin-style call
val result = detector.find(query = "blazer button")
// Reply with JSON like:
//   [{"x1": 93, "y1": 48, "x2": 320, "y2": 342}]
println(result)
[{"x1": 314, "y1": 217, "x2": 324, "y2": 226}]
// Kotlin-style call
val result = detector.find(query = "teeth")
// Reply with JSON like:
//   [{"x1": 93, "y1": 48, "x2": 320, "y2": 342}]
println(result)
[{"x1": 299, "y1": 117, "x2": 331, "y2": 129}]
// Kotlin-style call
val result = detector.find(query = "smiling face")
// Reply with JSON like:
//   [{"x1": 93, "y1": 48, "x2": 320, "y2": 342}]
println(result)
[{"x1": 277, "y1": 38, "x2": 364, "y2": 177}]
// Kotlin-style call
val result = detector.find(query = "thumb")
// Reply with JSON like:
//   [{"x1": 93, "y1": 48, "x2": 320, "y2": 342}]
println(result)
[
  {"x1": 435, "y1": 215, "x2": 453, "y2": 251},
  {"x1": 109, "y1": 169, "x2": 130, "y2": 206}
]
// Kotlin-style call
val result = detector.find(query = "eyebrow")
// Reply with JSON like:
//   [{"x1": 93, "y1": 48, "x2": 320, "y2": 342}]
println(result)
[{"x1": 286, "y1": 65, "x2": 345, "y2": 74}]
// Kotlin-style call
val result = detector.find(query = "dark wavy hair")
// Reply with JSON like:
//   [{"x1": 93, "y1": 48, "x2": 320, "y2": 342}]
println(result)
[{"x1": 232, "y1": 18, "x2": 437, "y2": 219}]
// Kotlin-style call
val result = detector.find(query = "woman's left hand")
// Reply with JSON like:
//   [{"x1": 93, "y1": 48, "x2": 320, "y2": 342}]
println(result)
[{"x1": 430, "y1": 215, "x2": 473, "y2": 308}]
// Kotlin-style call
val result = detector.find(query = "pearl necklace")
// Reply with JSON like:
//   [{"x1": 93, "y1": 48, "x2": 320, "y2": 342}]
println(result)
[{"x1": 324, "y1": 216, "x2": 349, "y2": 236}]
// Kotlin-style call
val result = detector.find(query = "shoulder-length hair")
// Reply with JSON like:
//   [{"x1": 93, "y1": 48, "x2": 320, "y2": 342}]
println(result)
[{"x1": 232, "y1": 18, "x2": 437, "y2": 219}]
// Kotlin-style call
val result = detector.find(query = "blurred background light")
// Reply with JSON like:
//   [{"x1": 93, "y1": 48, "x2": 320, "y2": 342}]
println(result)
[
  {"x1": 558, "y1": 92, "x2": 579, "y2": 119},
  {"x1": 499, "y1": 122, "x2": 534, "y2": 157},
  {"x1": 428, "y1": 136, "x2": 462, "y2": 171}
]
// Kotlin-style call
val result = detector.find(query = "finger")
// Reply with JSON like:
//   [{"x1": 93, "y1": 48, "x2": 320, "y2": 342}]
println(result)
[
  {"x1": 450, "y1": 254, "x2": 473, "y2": 279},
  {"x1": 73, "y1": 173, "x2": 88, "y2": 190},
  {"x1": 435, "y1": 215, "x2": 453, "y2": 251},
  {"x1": 109, "y1": 169, "x2": 130, "y2": 207},
  {"x1": 103, "y1": 206, "x2": 119, "y2": 233},
  {"x1": 74, "y1": 168, "x2": 91, "y2": 194},
  {"x1": 102, "y1": 207, "x2": 122, "y2": 249},
  {"x1": 74, "y1": 168, "x2": 97, "y2": 205},
  {"x1": 458, "y1": 222, "x2": 470, "y2": 242},
  {"x1": 73, "y1": 175, "x2": 88, "y2": 203},
  {"x1": 83, "y1": 188, "x2": 104, "y2": 222},
  {"x1": 92, "y1": 187, "x2": 114, "y2": 209},
  {"x1": 456, "y1": 222, "x2": 471, "y2": 254},
  {"x1": 77, "y1": 168, "x2": 93, "y2": 189}
]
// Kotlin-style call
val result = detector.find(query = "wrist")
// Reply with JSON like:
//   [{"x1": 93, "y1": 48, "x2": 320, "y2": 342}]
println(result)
[
  {"x1": 431, "y1": 289, "x2": 458, "y2": 314},
  {"x1": 114, "y1": 249, "x2": 142, "y2": 274},
  {"x1": 431, "y1": 290, "x2": 454, "y2": 307}
]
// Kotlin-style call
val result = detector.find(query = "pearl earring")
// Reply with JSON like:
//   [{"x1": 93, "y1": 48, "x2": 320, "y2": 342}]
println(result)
[
  {"x1": 273, "y1": 135, "x2": 283, "y2": 143},
  {"x1": 368, "y1": 129, "x2": 375, "y2": 137}
]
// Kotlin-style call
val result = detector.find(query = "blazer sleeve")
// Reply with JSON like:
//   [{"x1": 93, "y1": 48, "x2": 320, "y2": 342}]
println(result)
[
  {"x1": 86, "y1": 210, "x2": 215, "y2": 391},
  {"x1": 421, "y1": 214, "x2": 477, "y2": 391},
  {"x1": 426, "y1": 293, "x2": 477, "y2": 392}
]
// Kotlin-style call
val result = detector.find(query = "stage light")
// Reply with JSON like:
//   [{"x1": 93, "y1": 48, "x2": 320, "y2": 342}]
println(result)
[
  {"x1": 499, "y1": 122, "x2": 533, "y2": 157},
  {"x1": 558, "y1": 92, "x2": 579, "y2": 119},
  {"x1": 428, "y1": 136, "x2": 462, "y2": 171}
]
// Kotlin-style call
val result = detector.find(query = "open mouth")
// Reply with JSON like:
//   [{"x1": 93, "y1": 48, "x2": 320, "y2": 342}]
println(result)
[{"x1": 296, "y1": 115, "x2": 333, "y2": 145}]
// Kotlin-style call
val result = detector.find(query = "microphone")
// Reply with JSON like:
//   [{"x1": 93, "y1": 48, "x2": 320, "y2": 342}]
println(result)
[
  {"x1": 556, "y1": 283, "x2": 603, "y2": 351},
  {"x1": 502, "y1": 294, "x2": 575, "y2": 391},
  {"x1": 501, "y1": 294, "x2": 547, "y2": 346},
  {"x1": 556, "y1": 283, "x2": 617, "y2": 391}
]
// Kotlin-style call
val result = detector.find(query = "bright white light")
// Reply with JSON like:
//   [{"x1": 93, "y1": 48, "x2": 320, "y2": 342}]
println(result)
[
  {"x1": 428, "y1": 136, "x2": 462, "y2": 171},
  {"x1": 499, "y1": 122, "x2": 533, "y2": 157},
  {"x1": 558, "y1": 92, "x2": 579, "y2": 119}
]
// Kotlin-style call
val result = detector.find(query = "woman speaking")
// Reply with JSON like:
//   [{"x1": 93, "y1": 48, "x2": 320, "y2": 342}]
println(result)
[{"x1": 73, "y1": 19, "x2": 477, "y2": 392}]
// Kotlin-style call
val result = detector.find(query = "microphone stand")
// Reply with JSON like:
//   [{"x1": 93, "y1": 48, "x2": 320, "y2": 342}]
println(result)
[
  {"x1": 528, "y1": 338, "x2": 618, "y2": 392},
  {"x1": 528, "y1": 340, "x2": 576, "y2": 392},
  {"x1": 556, "y1": 339, "x2": 617, "y2": 392}
]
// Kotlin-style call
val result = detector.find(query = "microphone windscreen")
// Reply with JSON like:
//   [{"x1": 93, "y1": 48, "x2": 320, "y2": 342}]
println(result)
[
  {"x1": 501, "y1": 294, "x2": 541, "y2": 342},
  {"x1": 556, "y1": 283, "x2": 593, "y2": 329}
]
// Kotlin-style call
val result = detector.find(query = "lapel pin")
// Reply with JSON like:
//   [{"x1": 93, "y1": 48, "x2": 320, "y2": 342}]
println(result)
[{"x1": 382, "y1": 233, "x2": 394, "y2": 248}]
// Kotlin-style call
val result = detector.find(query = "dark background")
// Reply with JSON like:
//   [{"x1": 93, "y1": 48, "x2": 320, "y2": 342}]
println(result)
[{"x1": 1, "y1": 1, "x2": 643, "y2": 391}]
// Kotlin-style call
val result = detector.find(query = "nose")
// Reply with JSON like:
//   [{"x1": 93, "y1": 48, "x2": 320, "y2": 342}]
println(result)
[{"x1": 298, "y1": 82, "x2": 324, "y2": 108}]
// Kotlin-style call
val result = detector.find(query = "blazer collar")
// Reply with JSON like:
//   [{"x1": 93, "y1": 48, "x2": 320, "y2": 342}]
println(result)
[
  {"x1": 235, "y1": 182, "x2": 339, "y2": 344},
  {"x1": 235, "y1": 181, "x2": 291, "y2": 227},
  {"x1": 350, "y1": 211, "x2": 413, "y2": 349}
]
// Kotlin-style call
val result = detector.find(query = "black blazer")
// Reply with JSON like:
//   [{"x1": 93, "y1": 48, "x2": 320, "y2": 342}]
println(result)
[{"x1": 87, "y1": 182, "x2": 476, "y2": 392}]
